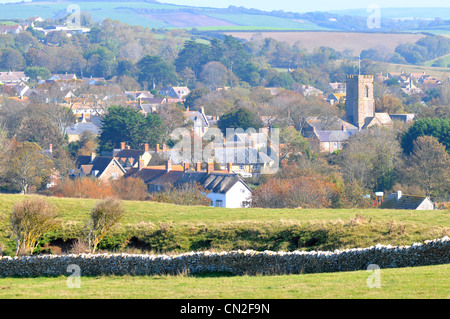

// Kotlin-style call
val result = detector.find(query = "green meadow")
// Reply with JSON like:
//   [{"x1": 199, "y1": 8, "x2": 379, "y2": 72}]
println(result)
[
  {"x1": 0, "y1": 264, "x2": 448, "y2": 299},
  {"x1": 0, "y1": 194, "x2": 448, "y2": 256}
]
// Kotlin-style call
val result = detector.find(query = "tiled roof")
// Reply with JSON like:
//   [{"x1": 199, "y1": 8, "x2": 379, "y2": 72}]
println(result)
[{"x1": 66, "y1": 122, "x2": 101, "y2": 136}]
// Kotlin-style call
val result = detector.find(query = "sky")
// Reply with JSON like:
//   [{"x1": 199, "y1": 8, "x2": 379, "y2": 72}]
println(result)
[{"x1": 0, "y1": 0, "x2": 448, "y2": 12}]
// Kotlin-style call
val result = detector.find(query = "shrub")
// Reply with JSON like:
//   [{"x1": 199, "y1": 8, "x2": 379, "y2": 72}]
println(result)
[
  {"x1": 149, "y1": 183, "x2": 211, "y2": 206},
  {"x1": 111, "y1": 177, "x2": 149, "y2": 201},
  {"x1": 88, "y1": 199, "x2": 125, "y2": 252},
  {"x1": 52, "y1": 177, "x2": 116, "y2": 199},
  {"x1": 10, "y1": 198, "x2": 60, "y2": 256}
]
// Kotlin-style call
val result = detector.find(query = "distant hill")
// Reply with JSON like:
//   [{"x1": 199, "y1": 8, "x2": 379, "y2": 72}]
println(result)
[{"x1": 0, "y1": 1, "x2": 448, "y2": 33}]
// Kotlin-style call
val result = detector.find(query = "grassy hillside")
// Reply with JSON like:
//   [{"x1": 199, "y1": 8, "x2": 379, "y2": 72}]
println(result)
[
  {"x1": 0, "y1": 264, "x2": 448, "y2": 298},
  {"x1": 0, "y1": 194, "x2": 448, "y2": 257},
  {"x1": 0, "y1": 1, "x2": 327, "y2": 30}
]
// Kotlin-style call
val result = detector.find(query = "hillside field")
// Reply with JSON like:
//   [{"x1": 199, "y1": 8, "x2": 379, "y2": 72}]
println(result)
[
  {"x1": 225, "y1": 31, "x2": 426, "y2": 54},
  {"x1": 0, "y1": 194, "x2": 448, "y2": 257}
]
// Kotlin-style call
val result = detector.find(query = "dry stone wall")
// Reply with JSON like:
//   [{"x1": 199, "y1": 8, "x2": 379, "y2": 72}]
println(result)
[{"x1": 0, "y1": 237, "x2": 448, "y2": 277}]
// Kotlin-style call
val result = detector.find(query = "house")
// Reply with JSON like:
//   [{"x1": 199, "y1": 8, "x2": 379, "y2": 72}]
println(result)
[
  {"x1": 159, "y1": 86, "x2": 190, "y2": 100},
  {"x1": 124, "y1": 91, "x2": 154, "y2": 100},
  {"x1": 72, "y1": 153, "x2": 126, "y2": 181},
  {"x1": 81, "y1": 76, "x2": 106, "y2": 86},
  {"x1": 379, "y1": 191, "x2": 434, "y2": 210},
  {"x1": 185, "y1": 108, "x2": 209, "y2": 137},
  {"x1": 175, "y1": 171, "x2": 252, "y2": 208},
  {"x1": 136, "y1": 97, "x2": 167, "y2": 114},
  {"x1": 0, "y1": 25, "x2": 24, "y2": 35},
  {"x1": 0, "y1": 71, "x2": 29, "y2": 84},
  {"x1": 114, "y1": 142, "x2": 153, "y2": 171},
  {"x1": 327, "y1": 82, "x2": 346, "y2": 94},
  {"x1": 46, "y1": 73, "x2": 77, "y2": 83},
  {"x1": 65, "y1": 120, "x2": 101, "y2": 142},
  {"x1": 309, "y1": 127, "x2": 358, "y2": 153},
  {"x1": 326, "y1": 93, "x2": 346, "y2": 105},
  {"x1": 294, "y1": 84, "x2": 324, "y2": 97}
]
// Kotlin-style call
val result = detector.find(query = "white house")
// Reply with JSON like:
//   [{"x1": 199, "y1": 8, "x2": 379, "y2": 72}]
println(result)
[{"x1": 175, "y1": 171, "x2": 252, "y2": 208}]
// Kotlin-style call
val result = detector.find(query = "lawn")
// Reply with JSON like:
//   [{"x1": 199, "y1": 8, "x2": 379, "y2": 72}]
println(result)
[{"x1": 0, "y1": 264, "x2": 448, "y2": 299}]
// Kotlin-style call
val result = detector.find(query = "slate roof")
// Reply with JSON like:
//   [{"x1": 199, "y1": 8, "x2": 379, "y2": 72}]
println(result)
[
  {"x1": 175, "y1": 171, "x2": 249, "y2": 194},
  {"x1": 66, "y1": 122, "x2": 101, "y2": 136},
  {"x1": 379, "y1": 193, "x2": 432, "y2": 210},
  {"x1": 75, "y1": 155, "x2": 122, "y2": 177},
  {"x1": 314, "y1": 130, "x2": 357, "y2": 143}
]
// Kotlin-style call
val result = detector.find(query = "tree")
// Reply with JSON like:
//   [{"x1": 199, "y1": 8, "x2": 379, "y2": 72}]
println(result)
[
  {"x1": 338, "y1": 127, "x2": 401, "y2": 192},
  {"x1": 88, "y1": 199, "x2": 125, "y2": 252},
  {"x1": 199, "y1": 61, "x2": 229, "y2": 91},
  {"x1": 251, "y1": 170, "x2": 338, "y2": 208},
  {"x1": 10, "y1": 198, "x2": 60, "y2": 256},
  {"x1": 175, "y1": 40, "x2": 212, "y2": 77},
  {"x1": 375, "y1": 95, "x2": 405, "y2": 114},
  {"x1": 401, "y1": 136, "x2": 449, "y2": 198},
  {"x1": 217, "y1": 107, "x2": 263, "y2": 134},
  {"x1": 0, "y1": 48, "x2": 25, "y2": 70},
  {"x1": 99, "y1": 105, "x2": 164, "y2": 152},
  {"x1": 137, "y1": 55, "x2": 178, "y2": 89},
  {"x1": 6, "y1": 141, "x2": 54, "y2": 194},
  {"x1": 24, "y1": 66, "x2": 51, "y2": 81},
  {"x1": 401, "y1": 118, "x2": 450, "y2": 155},
  {"x1": 184, "y1": 88, "x2": 210, "y2": 109}
]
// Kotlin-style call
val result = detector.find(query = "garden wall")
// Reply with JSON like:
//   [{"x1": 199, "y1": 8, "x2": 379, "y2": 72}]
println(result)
[{"x1": 0, "y1": 237, "x2": 448, "y2": 277}]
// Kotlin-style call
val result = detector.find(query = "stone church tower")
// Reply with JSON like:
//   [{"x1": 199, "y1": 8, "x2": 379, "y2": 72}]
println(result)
[{"x1": 345, "y1": 75, "x2": 375, "y2": 128}]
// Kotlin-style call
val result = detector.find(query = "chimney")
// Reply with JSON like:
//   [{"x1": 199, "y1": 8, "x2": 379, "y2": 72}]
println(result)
[
  {"x1": 138, "y1": 156, "x2": 145, "y2": 171},
  {"x1": 126, "y1": 145, "x2": 131, "y2": 150},
  {"x1": 162, "y1": 142, "x2": 166, "y2": 151},
  {"x1": 342, "y1": 124, "x2": 346, "y2": 131},
  {"x1": 186, "y1": 106, "x2": 189, "y2": 112},
  {"x1": 207, "y1": 161, "x2": 214, "y2": 174},
  {"x1": 195, "y1": 162, "x2": 201, "y2": 172},
  {"x1": 156, "y1": 144, "x2": 160, "y2": 152},
  {"x1": 120, "y1": 142, "x2": 126, "y2": 150},
  {"x1": 183, "y1": 162, "x2": 190, "y2": 172},
  {"x1": 200, "y1": 107, "x2": 205, "y2": 114},
  {"x1": 49, "y1": 144, "x2": 53, "y2": 152},
  {"x1": 166, "y1": 159, "x2": 172, "y2": 172},
  {"x1": 396, "y1": 190, "x2": 402, "y2": 200},
  {"x1": 90, "y1": 152, "x2": 96, "y2": 162},
  {"x1": 227, "y1": 163, "x2": 233, "y2": 173},
  {"x1": 144, "y1": 143, "x2": 149, "y2": 153}
]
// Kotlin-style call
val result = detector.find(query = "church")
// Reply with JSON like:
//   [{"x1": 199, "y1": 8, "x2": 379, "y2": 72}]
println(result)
[{"x1": 345, "y1": 74, "x2": 393, "y2": 130}]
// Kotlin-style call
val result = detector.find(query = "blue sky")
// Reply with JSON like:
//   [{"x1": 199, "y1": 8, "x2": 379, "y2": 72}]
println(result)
[{"x1": 0, "y1": 0, "x2": 448, "y2": 12}]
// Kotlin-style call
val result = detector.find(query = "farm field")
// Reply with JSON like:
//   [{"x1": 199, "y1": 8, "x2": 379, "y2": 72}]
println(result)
[
  {"x1": 0, "y1": 264, "x2": 448, "y2": 299},
  {"x1": 384, "y1": 62, "x2": 450, "y2": 79},
  {"x1": 0, "y1": 194, "x2": 449, "y2": 256},
  {"x1": 224, "y1": 31, "x2": 426, "y2": 54}
]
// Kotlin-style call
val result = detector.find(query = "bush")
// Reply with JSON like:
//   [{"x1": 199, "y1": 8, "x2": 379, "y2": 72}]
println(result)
[
  {"x1": 10, "y1": 198, "x2": 60, "y2": 256},
  {"x1": 149, "y1": 183, "x2": 211, "y2": 206},
  {"x1": 52, "y1": 177, "x2": 116, "y2": 199},
  {"x1": 88, "y1": 199, "x2": 125, "y2": 252}
]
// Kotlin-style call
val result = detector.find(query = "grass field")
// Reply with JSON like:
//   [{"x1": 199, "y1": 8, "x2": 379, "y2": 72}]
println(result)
[
  {"x1": 0, "y1": 194, "x2": 449, "y2": 256},
  {"x1": 225, "y1": 31, "x2": 425, "y2": 54},
  {"x1": 0, "y1": 264, "x2": 448, "y2": 299},
  {"x1": 385, "y1": 61, "x2": 450, "y2": 79}
]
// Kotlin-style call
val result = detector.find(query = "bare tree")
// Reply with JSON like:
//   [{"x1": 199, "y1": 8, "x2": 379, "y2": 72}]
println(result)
[
  {"x1": 88, "y1": 199, "x2": 125, "y2": 253},
  {"x1": 10, "y1": 198, "x2": 60, "y2": 256}
]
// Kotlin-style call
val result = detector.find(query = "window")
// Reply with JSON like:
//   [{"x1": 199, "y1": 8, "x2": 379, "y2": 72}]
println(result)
[
  {"x1": 215, "y1": 200, "x2": 223, "y2": 207},
  {"x1": 364, "y1": 85, "x2": 369, "y2": 98},
  {"x1": 111, "y1": 173, "x2": 118, "y2": 180}
]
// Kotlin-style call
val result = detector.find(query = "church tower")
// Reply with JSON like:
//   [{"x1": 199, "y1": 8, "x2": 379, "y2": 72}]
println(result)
[{"x1": 345, "y1": 75, "x2": 375, "y2": 129}]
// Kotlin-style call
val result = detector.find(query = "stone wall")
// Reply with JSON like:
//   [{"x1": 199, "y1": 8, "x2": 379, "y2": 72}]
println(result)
[{"x1": 0, "y1": 237, "x2": 448, "y2": 277}]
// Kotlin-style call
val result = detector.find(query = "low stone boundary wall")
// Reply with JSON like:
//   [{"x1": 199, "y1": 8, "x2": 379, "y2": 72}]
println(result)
[{"x1": 0, "y1": 237, "x2": 448, "y2": 277}]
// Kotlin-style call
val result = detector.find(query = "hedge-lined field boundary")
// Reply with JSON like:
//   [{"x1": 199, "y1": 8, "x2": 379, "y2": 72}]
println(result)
[{"x1": 0, "y1": 237, "x2": 448, "y2": 277}]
